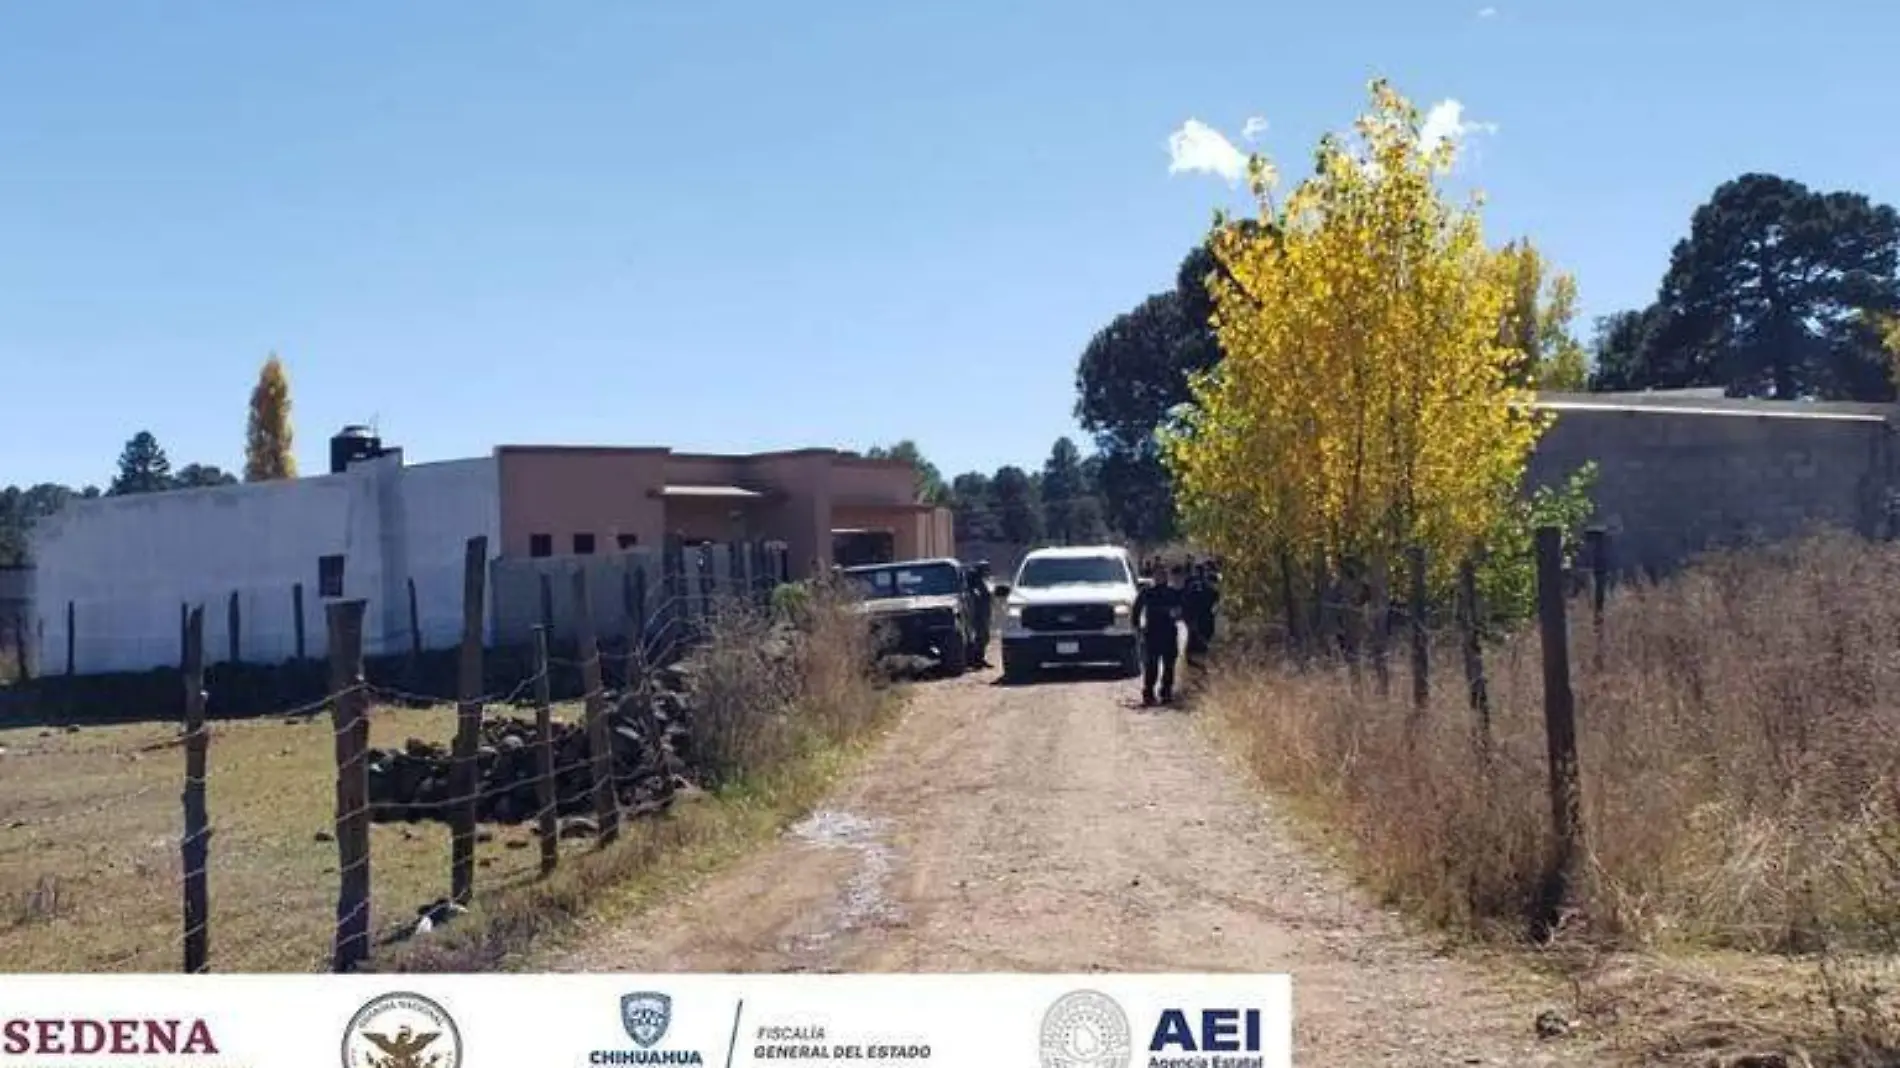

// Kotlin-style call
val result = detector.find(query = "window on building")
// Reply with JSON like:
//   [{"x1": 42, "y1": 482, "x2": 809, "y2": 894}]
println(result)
[
  {"x1": 318, "y1": 555, "x2": 345, "y2": 598},
  {"x1": 616, "y1": 533, "x2": 639, "y2": 550},
  {"x1": 529, "y1": 534, "x2": 553, "y2": 558},
  {"x1": 573, "y1": 533, "x2": 597, "y2": 555}
]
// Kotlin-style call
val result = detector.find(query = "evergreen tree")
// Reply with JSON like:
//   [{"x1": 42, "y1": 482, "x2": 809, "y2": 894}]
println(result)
[
  {"x1": 109, "y1": 431, "x2": 173, "y2": 496},
  {"x1": 989, "y1": 465, "x2": 1042, "y2": 545}
]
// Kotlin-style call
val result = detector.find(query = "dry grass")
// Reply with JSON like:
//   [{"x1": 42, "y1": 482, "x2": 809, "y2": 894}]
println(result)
[
  {"x1": 0, "y1": 703, "x2": 579, "y2": 971},
  {"x1": 0, "y1": 585, "x2": 890, "y2": 974},
  {"x1": 1204, "y1": 531, "x2": 1900, "y2": 1063},
  {"x1": 387, "y1": 584, "x2": 888, "y2": 971}
]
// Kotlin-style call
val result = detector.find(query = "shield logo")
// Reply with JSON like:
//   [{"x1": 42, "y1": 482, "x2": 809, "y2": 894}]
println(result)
[{"x1": 620, "y1": 992, "x2": 671, "y2": 1049}]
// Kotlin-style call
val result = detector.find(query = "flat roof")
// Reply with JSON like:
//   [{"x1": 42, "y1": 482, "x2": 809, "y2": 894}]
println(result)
[{"x1": 1535, "y1": 398, "x2": 1888, "y2": 423}]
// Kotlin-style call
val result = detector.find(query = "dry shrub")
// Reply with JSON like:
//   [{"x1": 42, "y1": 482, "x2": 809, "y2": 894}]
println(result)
[
  {"x1": 685, "y1": 584, "x2": 879, "y2": 786},
  {"x1": 1209, "y1": 530, "x2": 1900, "y2": 955}
]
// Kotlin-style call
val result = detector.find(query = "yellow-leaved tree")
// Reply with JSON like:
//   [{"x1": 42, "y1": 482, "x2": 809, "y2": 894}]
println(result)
[
  {"x1": 1163, "y1": 80, "x2": 1559, "y2": 613},
  {"x1": 1878, "y1": 314, "x2": 1900, "y2": 391},
  {"x1": 1493, "y1": 239, "x2": 1589, "y2": 391},
  {"x1": 244, "y1": 353, "x2": 297, "y2": 482}
]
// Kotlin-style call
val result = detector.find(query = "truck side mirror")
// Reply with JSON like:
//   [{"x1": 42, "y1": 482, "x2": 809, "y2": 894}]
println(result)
[{"x1": 990, "y1": 583, "x2": 1011, "y2": 599}]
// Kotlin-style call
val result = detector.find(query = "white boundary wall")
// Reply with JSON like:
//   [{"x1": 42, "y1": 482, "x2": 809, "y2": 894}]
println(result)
[{"x1": 29, "y1": 455, "x2": 501, "y2": 674}]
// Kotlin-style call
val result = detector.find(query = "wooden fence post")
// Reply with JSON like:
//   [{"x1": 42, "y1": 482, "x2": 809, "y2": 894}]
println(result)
[
  {"x1": 293, "y1": 583, "x2": 307, "y2": 660},
  {"x1": 1407, "y1": 544, "x2": 1429, "y2": 712},
  {"x1": 1367, "y1": 557, "x2": 1391, "y2": 697},
  {"x1": 630, "y1": 563, "x2": 648, "y2": 668},
  {"x1": 1534, "y1": 526, "x2": 1583, "y2": 938},
  {"x1": 532, "y1": 626, "x2": 557, "y2": 875},
  {"x1": 696, "y1": 548, "x2": 715, "y2": 633},
  {"x1": 1457, "y1": 556, "x2": 1491, "y2": 756},
  {"x1": 662, "y1": 536, "x2": 686, "y2": 663},
  {"x1": 573, "y1": 568, "x2": 618, "y2": 844},
  {"x1": 1586, "y1": 528, "x2": 1609, "y2": 673},
  {"x1": 178, "y1": 602, "x2": 188, "y2": 672},
  {"x1": 1338, "y1": 559, "x2": 1365, "y2": 685},
  {"x1": 727, "y1": 542, "x2": 743, "y2": 605},
  {"x1": 226, "y1": 591, "x2": 240, "y2": 664},
  {"x1": 13, "y1": 613, "x2": 29, "y2": 682},
  {"x1": 451, "y1": 536, "x2": 487, "y2": 906},
  {"x1": 65, "y1": 601, "x2": 75, "y2": 676},
  {"x1": 180, "y1": 605, "x2": 209, "y2": 974},
  {"x1": 1278, "y1": 550, "x2": 1303, "y2": 662},
  {"x1": 1308, "y1": 554, "x2": 1328, "y2": 661},
  {"x1": 325, "y1": 599, "x2": 371, "y2": 973},
  {"x1": 538, "y1": 571, "x2": 555, "y2": 641},
  {"x1": 406, "y1": 577, "x2": 423, "y2": 671}
]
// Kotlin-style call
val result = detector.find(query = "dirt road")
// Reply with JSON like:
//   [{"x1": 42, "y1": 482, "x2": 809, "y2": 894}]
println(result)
[{"x1": 554, "y1": 661, "x2": 1586, "y2": 1064}]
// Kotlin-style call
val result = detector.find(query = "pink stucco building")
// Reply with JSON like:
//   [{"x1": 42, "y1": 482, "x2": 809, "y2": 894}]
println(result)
[{"x1": 494, "y1": 445, "x2": 954, "y2": 575}]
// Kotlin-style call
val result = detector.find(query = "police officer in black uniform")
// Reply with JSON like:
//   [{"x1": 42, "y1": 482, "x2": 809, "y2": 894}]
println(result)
[
  {"x1": 1183, "y1": 562, "x2": 1213, "y2": 663},
  {"x1": 966, "y1": 560, "x2": 994, "y2": 667},
  {"x1": 1133, "y1": 563, "x2": 1187, "y2": 705}
]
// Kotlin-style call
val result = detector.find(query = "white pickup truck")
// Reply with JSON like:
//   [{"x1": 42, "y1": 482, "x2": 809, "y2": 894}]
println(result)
[{"x1": 993, "y1": 545, "x2": 1143, "y2": 682}]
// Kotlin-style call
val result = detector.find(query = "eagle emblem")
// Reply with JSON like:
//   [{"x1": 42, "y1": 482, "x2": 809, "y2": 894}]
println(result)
[
  {"x1": 621, "y1": 992, "x2": 672, "y2": 1048},
  {"x1": 359, "y1": 1026, "x2": 444, "y2": 1068}
]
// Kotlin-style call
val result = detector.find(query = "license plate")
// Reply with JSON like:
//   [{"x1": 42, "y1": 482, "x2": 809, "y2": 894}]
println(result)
[{"x1": 1056, "y1": 640, "x2": 1080, "y2": 655}]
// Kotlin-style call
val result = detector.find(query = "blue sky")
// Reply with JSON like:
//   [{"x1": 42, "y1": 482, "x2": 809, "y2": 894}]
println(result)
[{"x1": 3, "y1": 0, "x2": 1896, "y2": 489}]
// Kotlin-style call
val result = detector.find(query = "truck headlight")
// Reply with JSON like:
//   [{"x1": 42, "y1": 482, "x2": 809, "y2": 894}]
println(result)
[
  {"x1": 1006, "y1": 605, "x2": 1022, "y2": 620},
  {"x1": 1114, "y1": 603, "x2": 1131, "y2": 617}
]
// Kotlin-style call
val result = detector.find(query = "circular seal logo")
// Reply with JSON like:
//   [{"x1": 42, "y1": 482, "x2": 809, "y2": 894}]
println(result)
[
  {"x1": 342, "y1": 992, "x2": 463, "y2": 1068},
  {"x1": 1039, "y1": 989, "x2": 1131, "y2": 1068}
]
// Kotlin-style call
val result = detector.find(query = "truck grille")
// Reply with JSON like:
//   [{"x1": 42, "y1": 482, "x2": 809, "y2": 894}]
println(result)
[{"x1": 1021, "y1": 603, "x2": 1115, "y2": 631}]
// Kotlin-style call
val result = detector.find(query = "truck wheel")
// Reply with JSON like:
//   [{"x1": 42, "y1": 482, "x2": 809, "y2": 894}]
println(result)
[
  {"x1": 1120, "y1": 642, "x2": 1143, "y2": 679},
  {"x1": 941, "y1": 631, "x2": 969, "y2": 675},
  {"x1": 1001, "y1": 647, "x2": 1032, "y2": 684}
]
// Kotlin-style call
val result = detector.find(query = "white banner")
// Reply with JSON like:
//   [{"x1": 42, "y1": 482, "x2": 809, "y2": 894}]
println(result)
[{"x1": 0, "y1": 974, "x2": 1291, "y2": 1068}]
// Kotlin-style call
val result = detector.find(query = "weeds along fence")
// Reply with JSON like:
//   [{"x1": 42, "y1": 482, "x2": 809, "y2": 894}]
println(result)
[
  {"x1": 1, "y1": 534, "x2": 794, "y2": 973},
  {"x1": 1255, "y1": 526, "x2": 1611, "y2": 939},
  {"x1": 1236, "y1": 524, "x2": 1900, "y2": 957}
]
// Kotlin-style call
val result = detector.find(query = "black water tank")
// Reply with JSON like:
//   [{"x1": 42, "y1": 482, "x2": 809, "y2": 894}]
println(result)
[{"x1": 329, "y1": 425, "x2": 382, "y2": 474}]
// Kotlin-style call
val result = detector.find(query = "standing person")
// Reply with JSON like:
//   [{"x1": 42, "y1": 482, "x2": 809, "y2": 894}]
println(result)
[
  {"x1": 1183, "y1": 563, "x2": 1213, "y2": 664},
  {"x1": 1133, "y1": 563, "x2": 1186, "y2": 706},
  {"x1": 966, "y1": 560, "x2": 994, "y2": 668}
]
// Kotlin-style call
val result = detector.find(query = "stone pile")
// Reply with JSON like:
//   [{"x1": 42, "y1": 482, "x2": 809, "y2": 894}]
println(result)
[{"x1": 364, "y1": 652, "x2": 732, "y2": 826}]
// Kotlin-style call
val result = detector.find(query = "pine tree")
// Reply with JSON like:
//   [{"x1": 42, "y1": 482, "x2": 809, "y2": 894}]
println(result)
[
  {"x1": 244, "y1": 354, "x2": 297, "y2": 481},
  {"x1": 990, "y1": 466, "x2": 1042, "y2": 545},
  {"x1": 109, "y1": 432, "x2": 174, "y2": 496},
  {"x1": 1040, "y1": 438, "x2": 1089, "y2": 544}
]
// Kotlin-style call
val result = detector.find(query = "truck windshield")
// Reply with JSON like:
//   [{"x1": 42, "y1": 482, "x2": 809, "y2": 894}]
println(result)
[
  {"x1": 1016, "y1": 555, "x2": 1128, "y2": 588},
  {"x1": 846, "y1": 563, "x2": 962, "y2": 599}
]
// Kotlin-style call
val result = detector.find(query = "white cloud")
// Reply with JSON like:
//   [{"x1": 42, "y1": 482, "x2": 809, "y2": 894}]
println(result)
[
  {"x1": 1418, "y1": 99, "x2": 1498, "y2": 160},
  {"x1": 1241, "y1": 116, "x2": 1270, "y2": 142},
  {"x1": 1166, "y1": 119, "x2": 1249, "y2": 184},
  {"x1": 1477, "y1": 6, "x2": 1497, "y2": 16}
]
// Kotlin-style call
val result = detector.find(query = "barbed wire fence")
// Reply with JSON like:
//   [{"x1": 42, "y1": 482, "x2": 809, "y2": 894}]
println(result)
[
  {"x1": 1249, "y1": 526, "x2": 1613, "y2": 938},
  {"x1": 4, "y1": 533, "x2": 790, "y2": 974}
]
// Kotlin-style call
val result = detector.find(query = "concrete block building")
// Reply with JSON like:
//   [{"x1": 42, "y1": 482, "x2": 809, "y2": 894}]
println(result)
[{"x1": 29, "y1": 428, "x2": 952, "y2": 674}]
